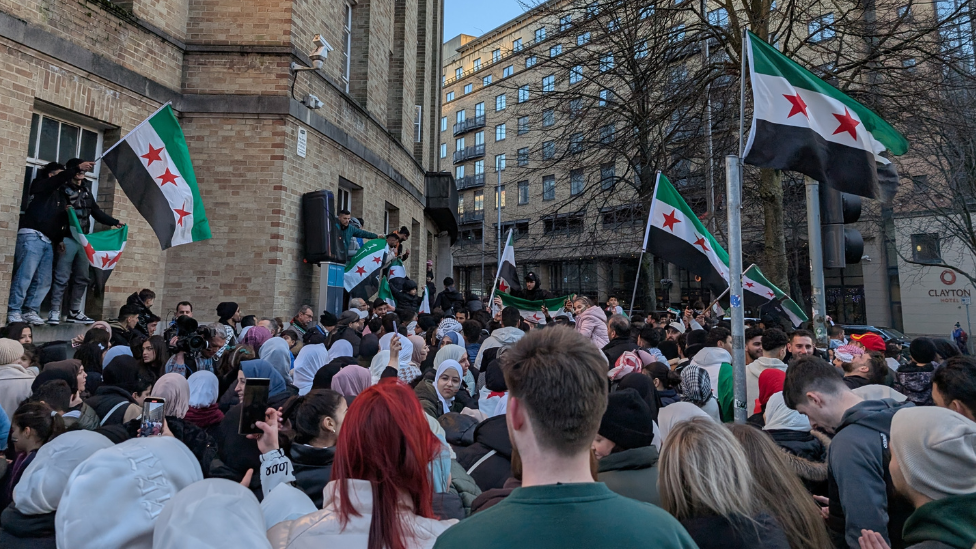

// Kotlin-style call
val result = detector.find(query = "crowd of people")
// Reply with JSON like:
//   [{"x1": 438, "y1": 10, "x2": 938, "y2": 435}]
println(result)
[{"x1": 0, "y1": 274, "x2": 973, "y2": 549}]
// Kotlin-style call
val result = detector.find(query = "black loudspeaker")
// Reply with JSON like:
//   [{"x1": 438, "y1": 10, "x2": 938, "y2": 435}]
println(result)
[{"x1": 302, "y1": 190, "x2": 346, "y2": 264}]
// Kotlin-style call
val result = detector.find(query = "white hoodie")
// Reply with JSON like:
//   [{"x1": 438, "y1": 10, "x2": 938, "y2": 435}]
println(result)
[
  {"x1": 746, "y1": 356, "x2": 788, "y2": 412},
  {"x1": 473, "y1": 327, "x2": 525, "y2": 372},
  {"x1": 56, "y1": 436, "x2": 203, "y2": 549},
  {"x1": 13, "y1": 431, "x2": 114, "y2": 515},
  {"x1": 153, "y1": 479, "x2": 272, "y2": 549},
  {"x1": 689, "y1": 347, "x2": 732, "y2": 396}
]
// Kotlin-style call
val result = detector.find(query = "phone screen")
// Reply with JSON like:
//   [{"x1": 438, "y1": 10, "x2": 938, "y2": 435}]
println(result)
[
  {"x1": 239, "y1": 378, "x2": 270, "y2": 435},
  {"x1": 393, "y1": 320, "x2": 398, "y2": 334},
  {"x1": 140, "y1": 397, "x2": 166, "y2": 437}
]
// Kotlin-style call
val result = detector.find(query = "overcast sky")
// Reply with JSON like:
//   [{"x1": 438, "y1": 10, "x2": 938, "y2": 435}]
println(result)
[{"x1": 444, "y1": 0, "x2": 528, "y2": 40}]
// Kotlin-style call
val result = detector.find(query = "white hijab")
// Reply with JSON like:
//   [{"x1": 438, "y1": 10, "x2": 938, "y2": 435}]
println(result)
[
  {"x1": 369, "y1": 351, "x2": 392, "y2": 385},
  {"x1": 763, "y1": 392, "x2": 812, "y2": 432},
  {"x1": 655, "y1": 402, "x2": 713, "y2": 451},
  {"x1": 434, "y1": 360, "x2": 464, "y2": 414},
  {"x1": 153, "y1": 479, "x2": 271, "y2": 549},
  {"x1": 292, "y1": 343, "x2": 329, "y2": 396},
  {"x1": 379, "y1": 332, "x2": 395, "y2": 351},
  {"x1": 188, "y1": 370, "x2": 220, "y2": 408},
  {"x1": 327, "y1": 340, "x2": 354, "y2": 363},
  {"x1": 14, "y1": 431, "x2": 114, "y2": 515}
]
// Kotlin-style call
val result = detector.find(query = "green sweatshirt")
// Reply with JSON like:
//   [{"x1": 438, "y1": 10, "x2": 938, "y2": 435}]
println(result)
[
  {"x1": 903, "y1": 493, "x2": 976, "y2": 549},
  {"x1": 717, "y1": 362, "x2": 734, "y2": 422},
  {"x1": 432, "y1": 482, "x2": 699, "y2": 549}
]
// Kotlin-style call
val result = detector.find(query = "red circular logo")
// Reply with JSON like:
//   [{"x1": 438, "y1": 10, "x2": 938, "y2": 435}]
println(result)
[{"x1": 941, "y1": 270, "x2": 957, "y2": 285}]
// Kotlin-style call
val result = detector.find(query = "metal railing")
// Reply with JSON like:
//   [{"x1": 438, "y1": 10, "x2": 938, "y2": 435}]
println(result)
[
  {"x1": 456, "y1": 173, "x2": 486, "y2": 190},
  {"x1": 453, "y1": 143, "x2": 486, "y2": 164},
  {"x1": 453, "y1": 115, "x2": 486, "y2": 136},
  {"x1": 460, "y1": 210, "x2": 485, "y2": 224}
]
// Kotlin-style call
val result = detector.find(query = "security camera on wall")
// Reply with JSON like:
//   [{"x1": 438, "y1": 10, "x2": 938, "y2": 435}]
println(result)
[{"x1": 291, "y1": 34, "x2": 335, "y2": 73}]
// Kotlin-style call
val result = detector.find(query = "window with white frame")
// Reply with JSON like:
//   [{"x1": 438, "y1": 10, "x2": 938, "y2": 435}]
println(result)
[
  {"x1": 570, "y1": 65, "x2": 583, "y2": 84},
  {"x1": 337, "y1": 186, "x2": 352, "y2": 212},
  {"x1": 535, "y1": 27, "x2": 546, "y2": 41},
  {"x1": 475, "y1": 131, "x2": 484, "y2": 146},
  {"x1": 474, "y1": 160, "x2": 484, "y2": 175},
  {"x1": 456, "y1": 67, "x2": 463, "y2": 79},
  {"x1": 560, "y1": 15, "x2": 572, "y2": 31},
  {"x1": 809, "y1": 14, "x2": 835, "y2": 42},
  {"x1": 707, "y1": 7, "x2": 729, "y2": 27},
  {"x1": 512, "y1": 38, "x2": 523, "y2": 52},
  {"x1": 518, "y1": 116, "x2": 530, "y2": 134},
  {"x1": 543, "y1": 175, "x2": 556, "y2": 200},
  {"x1": 456, "y1": 137, "x2": 465, "y2": 151},
  {"x1": 456, "y1": 110, "x2": 466, "y2": 124},
  {"x1": 503, "y1": 65, "x2": 513, "y2": 77},
  {"x1": 475, "y1": 102, "x2": 485, "y2": 117},
  {"x1": 526, "y1": 56, "x2": 537, "y2": 68},
  {"x1": 550, "y1": 44, "x2": 562, "y2": 57},
  {"x1": 492, "y1": 48, "x2": 501, "y2": 62},
  {"x1": 518, "y1": 180, "x2": 529, "y2": 204},
  {"x1": 495, "y1": 124, "x2": 507, "y2": 141},
  {"x1": 483, "y1": 75, "x2": 492, "y2": 86},
  {"x1": 542, "y1": 74, "x2": 555, "y2": 92},
  {"x1": 577, "y1": 32, "x2": 591, "y2": 46},
  {"x1": 495, "y1": 154, "x2": 506, "y2": 171},
  {"x1": 446, "y1": 91, "x2": 455, "y2": 101},
  {"x1": 496, "y1": 94, "x2": 507, "y2": 111},
  {"x1": 473, "y1": 58, "x2": 481, "y2": 70},
  {"x1": 440, "y1": 143, "x2": 447, "y2": 158},
  {"x1": 440, "y1": 116, "x2": 447, "y2": 131},
  {"x1": 464, "y1": 83, "x2": 473, "y2": 94},
  {"x1": 519, "y1": 85, "x2": 530, "y2": 102},
  {"x1": 22, "y1": 112, "x2": 103, "y2": 215},
  {"x1": 341, "y1": 3, "x2": 352, "y2": 92}
]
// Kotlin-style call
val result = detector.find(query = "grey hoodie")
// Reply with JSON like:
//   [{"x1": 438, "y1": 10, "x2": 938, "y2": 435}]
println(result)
[
  {"x1": 473, "y1": 327, "x2": 525, "y2": 372},
  {"x1": 827, "y1": 398, "x2": 915, "y2": 549}
]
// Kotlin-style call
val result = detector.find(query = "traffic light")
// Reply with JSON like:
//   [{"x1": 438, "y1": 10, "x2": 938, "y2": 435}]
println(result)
[{"x1": 821, "y1": 185, "x2": 864, "y2": 268}]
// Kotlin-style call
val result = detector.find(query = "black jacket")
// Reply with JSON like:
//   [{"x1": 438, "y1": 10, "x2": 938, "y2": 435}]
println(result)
[
  {"x1": 107, "y1": 320, "x2": 134, "y2": 348},
  {"x1": 62, "y1": 181, "x2": 118, "y2": 235},
  {"x1": 602, "y1": 337, "x2": 639, "y2": 367},
  {"x1": 290, "y1": 444, "x2": 335, "y2": 508},
  {"x1": 166, "y1": 416, "x2": 217, "y2": 477},
  {"x1": 19, "y1": 167, "x2": 80, "y2": 243},
  {"x1": 766, "y1": 429, "x2": 827, "y2": 463},
  {"x1": 843, "y1": 375, "x2": 872, "y2": 390},
  {"x1": 0, "y1": 506, "x2": 56, "y2": 549},
  {"x1": 680, "y1": 513, "x2": 790, "y2": 549},
  {"x1": 827, "y1": 399, "x2": 915, "y2": 549},
  {"x1": 85, "y1": 385, "x2": 136, "y2": 426},
  {"x1": 326, "y1": 326, "x2": 362, "y2": 356},
  {"x1": 434, "y1": 287, "x2": 464, "y2": 314},
  {"x1": 512, "y1": 287, "x2": 553, "y2": 301},
  {"x1": 125, "y1": 293, "x2": 155, "y2": 340},
  {"x1": 453, "y1": 416, "x2": 513, "y2": 492}
]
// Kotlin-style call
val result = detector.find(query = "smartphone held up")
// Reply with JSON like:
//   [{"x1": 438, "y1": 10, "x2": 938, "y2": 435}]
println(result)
[
  {"x1": 239, "y1": 378, "x2": 270, "y2": 435},
  {"x1": 140, "y1": 397, "x2": 165, "y2": 437}
]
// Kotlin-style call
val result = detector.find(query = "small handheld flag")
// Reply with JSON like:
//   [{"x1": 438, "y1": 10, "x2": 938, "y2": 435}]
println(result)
[{"x1": 67, "y1": 208, "x2": 127, "y2": 296}]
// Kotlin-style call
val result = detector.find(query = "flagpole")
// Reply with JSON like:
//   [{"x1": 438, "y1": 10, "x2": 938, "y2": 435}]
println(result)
[
  {"x1": 487, "y1": 228, "x2": 513, "y2": 315},
  {"x1": 629, "y1": 171, "x2": 662, "y2": 318},
  {"x1": 705, "y1": 286, "x2": 731, "y2": 314},
  {"x1": 96, "y1": 101, "x2": 173, "y2": 162}
]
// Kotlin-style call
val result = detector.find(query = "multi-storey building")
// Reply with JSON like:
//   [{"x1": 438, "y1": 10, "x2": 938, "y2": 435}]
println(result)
[{"x1": 0, "y1": 0, "x2": 457, "y2": 324}]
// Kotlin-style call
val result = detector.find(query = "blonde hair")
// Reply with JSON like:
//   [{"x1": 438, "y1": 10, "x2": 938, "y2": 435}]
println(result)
[
  {"x1": 658, "y1": 418, "x2": 758, "y2": 520},
  {"x1": 574, "y1": 296, "x2": 593, "y2": 309},
  {"x1": 728, "y1": 424, "x2": 832, "y2": 549}
]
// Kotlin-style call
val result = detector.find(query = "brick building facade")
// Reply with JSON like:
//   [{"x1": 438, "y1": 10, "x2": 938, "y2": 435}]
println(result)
[{"x1": 0, "y1": 0, "x2": 456, "y2": 323}]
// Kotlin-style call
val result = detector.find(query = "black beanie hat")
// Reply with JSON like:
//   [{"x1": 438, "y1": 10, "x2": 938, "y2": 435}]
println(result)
[
  {"x1": 485, "y1": 359, "x2": 507, "y2": 392},
  {"x1": 216, "y1": 302, "x2": 239, "y2": 321},
  {"x1": 598, "y1": 388, "x2": 654, "y2": 451},
  {"x1": 909, "y1": 337, "x2": 937, "y2": 364},
  {"x1": 320, "y1": 311, "x2": 338, "y2": 327}
]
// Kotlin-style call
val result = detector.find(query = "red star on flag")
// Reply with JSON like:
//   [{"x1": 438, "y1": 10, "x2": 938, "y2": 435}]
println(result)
[
  {"x1": 105, "y1": 253, "x2": 121, "y2": 268},
  {"x1": 389, "y1": 269, "x2": 396, "y2": 277},
  {"x1": 99, "y1": 254, "x2": 113, "y2": 268},
  {"x1": 530, "y1": 313, "x2": 541, "y2": 321},
  {"x1": 141, "y1": 144, "x2": 164, "y2": 166},
  {"x1": 767, "y1": 291, "x2": 775, "y2": 298},
  {"x1": 83, "y1": 242, "x2": 96, "y2": 263},
  {"x1": 693, "y1": 235, "x2": 710, "y2": 253},
  {"x1": 662, "y1": 209, "x2": 681, "y2": 232},
  {"x1": 783, "y1": 93, "x2": 809, "y2": 118},
  {"x1": 157, "y1": 168, "x2": 179, "y2": 187},
  {"x1": 372, "y1": 256, "x2": 382, "y2": 264},
  {"x1": 355, "y1": 266, "x2": 367, "y2": 275},
  {"x1": 745, "y1": 281, "x2": 755, "y2": 288},
  {"x1": 174, "y1": 202, "x2": 191, "y2": 226},
  {"x1": 832, "y1": 108, "x2": 860, "y2": 139},
  {"x1": 499, "y1": 280, "x2": 509, "y2": 293}
]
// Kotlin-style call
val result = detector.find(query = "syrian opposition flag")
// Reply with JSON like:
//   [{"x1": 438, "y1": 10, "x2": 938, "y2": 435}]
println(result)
[
  {"x1": 388, "y1": 258, "x2": 406, "y2": 281},
  {"x1": 377, "y1": 275, "x2": 396, "y2": 308},
  {"x1": 742, "y1": 31, "x2": 908, "y2": 201},
  {"x1": 742, "y1": 264, "x2": 809, "y2": 327},
  {"x1": 101, "y1": 104, "x2": 211, "y2": 249},
  {"x1": 497, "y1": 293, "x2": 568, "y2": 325},
  {"x1": 644, "y1": 172, "x2": 730, "y2": 294},
  {"x1": 497, "y1": 230, "x2": 521, "y2": 294},
  {"x1": 67, "y1": 208, "x2": 127, "y2": 295},
  {"x1": 344, "y1": 238, "x2": 389, "y2": 299}
]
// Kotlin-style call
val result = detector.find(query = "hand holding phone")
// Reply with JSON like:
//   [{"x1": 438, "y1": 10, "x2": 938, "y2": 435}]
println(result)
[
  {"x1": 140, "y1": 397, "x2": 166, "y2": 437},
  {"x1": 239, "y1": 378, "x2": 271, "y2": 435}
]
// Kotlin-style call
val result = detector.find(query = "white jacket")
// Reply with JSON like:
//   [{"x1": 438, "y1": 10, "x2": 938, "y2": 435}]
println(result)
[
  {"x1": 746, "y1": 356, "x2": 788, "y2": 412},
  {"x1": 0, "y1": 363, "x2": 35, "y2": 418},
  {"x1": 267, "y1": 479, "x2": 457, "y2": 549}
]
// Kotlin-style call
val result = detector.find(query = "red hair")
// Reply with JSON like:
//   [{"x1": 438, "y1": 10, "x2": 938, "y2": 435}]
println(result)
[{"x1": 331, "y1": 378, "x2": 442, "y2": 549}]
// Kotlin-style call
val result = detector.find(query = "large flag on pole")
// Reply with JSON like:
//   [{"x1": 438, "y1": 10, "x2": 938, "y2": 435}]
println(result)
[
  {"x1": 498, "y1": 292, "x2": 569, "y2": 325},
  {"x1": 497, "y1": 230, "x2": 521, "y2": 294},
  {"x1": 101, "y1": 104, "x2": 212, "y2": 249},
  {"x1": 344, "y1": 238, "x2": 388, "y2": 299},
  {"x1": 742, "y1": 264, "x2": 809, "y2": 327},
  {"x1": 644, "y1": 172, "x2": 730, "y2": 294},
  {"x1": 67, "y1": 208, "x2": 127, "y2": 296},
  {"x1": 742, "y1": 31, "x2": 908, "y2": 201}
]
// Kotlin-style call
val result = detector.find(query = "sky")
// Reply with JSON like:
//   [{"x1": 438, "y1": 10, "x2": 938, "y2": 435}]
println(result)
[{"x1": 444, "y1": 0, "x2": 528, "y2": 41}]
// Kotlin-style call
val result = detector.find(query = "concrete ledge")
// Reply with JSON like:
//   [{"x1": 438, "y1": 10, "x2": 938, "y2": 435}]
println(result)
[{"x1": 29, "y1": 323, "x2": 89, "y2": 344}]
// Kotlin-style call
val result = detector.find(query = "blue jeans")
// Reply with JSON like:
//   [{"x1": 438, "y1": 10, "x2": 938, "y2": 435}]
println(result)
[
  {"x1": 50, "y1": 236, "x2": 90, "y2": 314},
  {"x1": 7, "y1": 231, "x2": 53, "y2": 314}
]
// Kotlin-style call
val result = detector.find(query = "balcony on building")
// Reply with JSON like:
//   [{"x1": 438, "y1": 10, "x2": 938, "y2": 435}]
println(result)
[
  {"x1": 453, "y1": 115, "x2": 486, "y2": 136},
  {"x1": 456, "y1": 173, "x2": 486, "y2": 190},
  {"x1": 453, "y1": 143, "x2": 486, "y2": 164},
  {"x1": 459, "y1": 210, "x2": 485, "y2": 225}
]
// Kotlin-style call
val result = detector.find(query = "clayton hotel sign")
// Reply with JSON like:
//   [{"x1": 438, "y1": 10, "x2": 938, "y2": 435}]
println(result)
[{"x1": 930, "y1": 270, "x2": 972, "y2": 302}]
